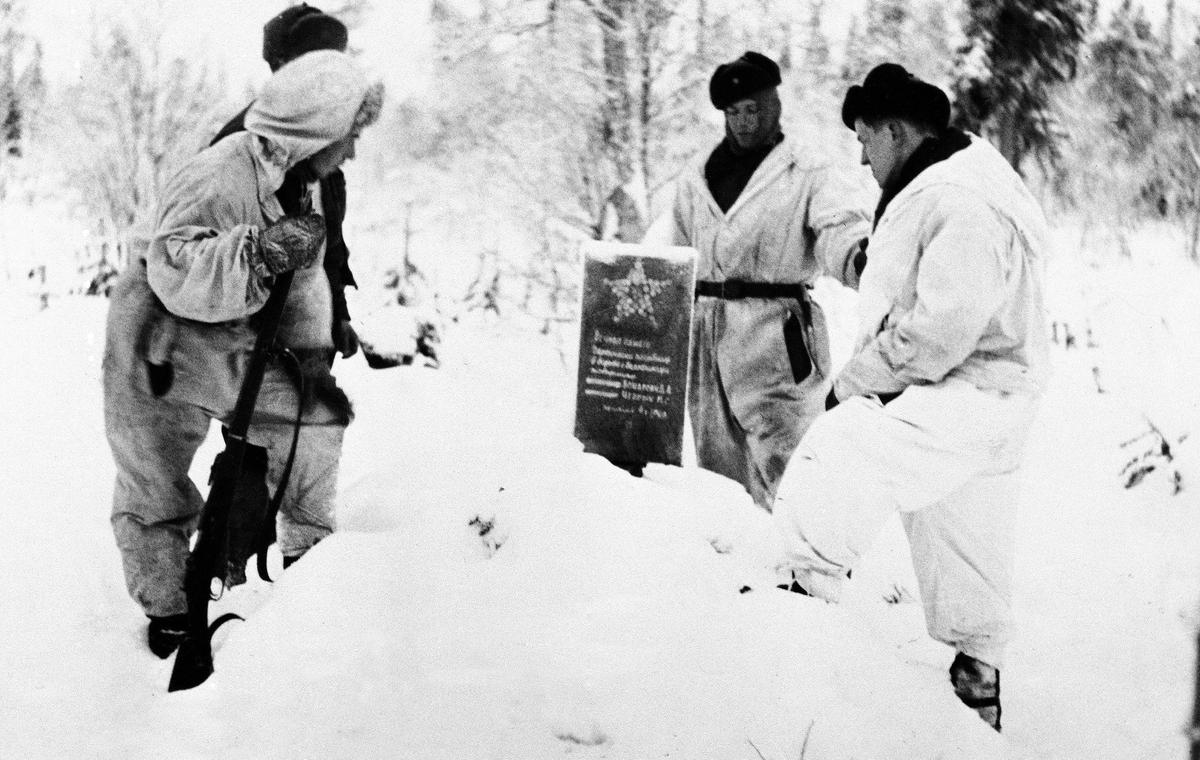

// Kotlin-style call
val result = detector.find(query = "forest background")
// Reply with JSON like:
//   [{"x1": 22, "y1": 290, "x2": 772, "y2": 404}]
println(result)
[
  {"x1": 2, "y1": 3, "x2": 1199, "y2": 756},
  {"x1": 0, "y1": 0, "x2": 1196, "y2": 332}
]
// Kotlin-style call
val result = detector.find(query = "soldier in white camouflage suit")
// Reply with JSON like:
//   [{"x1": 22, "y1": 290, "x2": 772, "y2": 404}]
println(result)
[
  {"x1": 103, "y1": 50, "x2": 383, "y2": 658},
  {"x1": 670, "y1": 51, "x2": 871, "y2": 511},
  {"x1": 773, "y1": 63, "x2": 1051, "y2": 732}
]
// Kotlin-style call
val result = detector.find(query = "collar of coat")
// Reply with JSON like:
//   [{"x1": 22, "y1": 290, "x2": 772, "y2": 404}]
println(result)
[
  {"x1": 873, "y1": 127, "x2": 972, "y2": 228},
  {"x1": 694, "y1": 135, "x2": 829, "y2": 219},
  {"x1": 704, "y1": 132, "x2": 785, "y2": 212}
]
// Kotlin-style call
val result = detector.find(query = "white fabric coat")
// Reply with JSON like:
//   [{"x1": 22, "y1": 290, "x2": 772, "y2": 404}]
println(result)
[
  {"x1": 104, "y1": 50, "x2": 372, "y2": 618},
  {"x1": 835, "y1": 135, "x2": 1050, "y2": 399},
  {"x1": 671, "y1": 137, "x2": 871, "y2": 508},
  {"x1": 773, "y1": 135, "x2": 1050, "y2": 669},
  {"x1": 148, "y1": 49, "x2": 371, "y2": 349}
]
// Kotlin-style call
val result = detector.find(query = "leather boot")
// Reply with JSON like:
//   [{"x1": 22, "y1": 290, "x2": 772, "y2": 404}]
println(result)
[
  {"x1": 147, "y1": 613, "x2": 188, "y2": 659},
  {"x1": 950, "y1": 651, "x2": 1001, "y2": 731}
]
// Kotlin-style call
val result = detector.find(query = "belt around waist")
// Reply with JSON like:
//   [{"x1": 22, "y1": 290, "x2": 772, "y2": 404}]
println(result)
[{"x1": 694, "y1": 280, "x2": 808, "y2": 299}]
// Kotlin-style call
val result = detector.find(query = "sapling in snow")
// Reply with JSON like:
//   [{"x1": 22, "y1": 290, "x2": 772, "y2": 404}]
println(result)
[{"x1": 1120, "y1": 418, "x2": 1187, "y2": 494}]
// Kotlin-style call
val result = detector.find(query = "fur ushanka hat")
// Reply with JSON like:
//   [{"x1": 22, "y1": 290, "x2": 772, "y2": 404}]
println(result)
[
  {"x1": 709, "y1": 51, "x2": 782, "y2": 110},
  {"x1": 262, "y1": 3, "x2": 349, "y2": 71},
  {"x1": 841, "y1": 63, "x2": 951, "y2": 131}
]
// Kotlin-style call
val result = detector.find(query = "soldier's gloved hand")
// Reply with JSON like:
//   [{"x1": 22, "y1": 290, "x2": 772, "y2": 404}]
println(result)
[
  {"x1": 250, "y1": 213, "x2": 326, "y2": 276},
  {"x1": 335, "y1": 318, "x2": 359, "y2": 358}
]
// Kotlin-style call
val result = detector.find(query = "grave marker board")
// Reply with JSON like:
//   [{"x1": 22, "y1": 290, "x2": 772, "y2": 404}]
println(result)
[{"x1": 573, "y1": 241, "x2": 697, "y2": 467}]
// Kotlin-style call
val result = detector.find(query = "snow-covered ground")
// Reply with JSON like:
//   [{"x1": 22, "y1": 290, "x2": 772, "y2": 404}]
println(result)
[{"x1": 1, "y1": 226, "x2": 1198, "y2": 759}]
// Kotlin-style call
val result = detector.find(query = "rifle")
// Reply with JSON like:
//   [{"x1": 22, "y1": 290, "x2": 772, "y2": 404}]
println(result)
[{"x1": 169, "y1": 270, "x2": 296, "y2": 692}]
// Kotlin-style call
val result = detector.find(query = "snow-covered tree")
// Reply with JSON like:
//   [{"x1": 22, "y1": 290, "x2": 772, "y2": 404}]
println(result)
[
  {"x1": 910, "y1": 0, "x2": 956, "y2": 85},
  {"x1": 799, "y1": 0, "x2": 831, "y2": 79},
  {"x1": 1164, "y1": 45, "x2": 1200, "y2": 262},
  {"x1": 786, "y1": 1, "x2": 853, "y2": 159},
  {"x1": 1053, "y1": 0, "x2": 1170, "y2": 237},
  {"x1": 0, "y1": 1, "x2": 41, "y2": 164},
  {"x1": 1091, "y1": 1, "x2": 1170, "y2": 166},
  {"x1": 0, "y1": 0, "x2": 43, "y2": 284},
  {"x1": 839, "y1": 0, "x2": 953, "y2": 87},
  {"x1": 51, "y1": 8, "x2": 229, "y2": 241},
  {"x1": 419, "y1": 0, "x2": 730, "y2": 324},
  {"x1": 842, "y1": 0, "x2": 912, "y2": 82},
  {"x1": 951, "y1": 0, "x2": 1094, "y2": 174}
]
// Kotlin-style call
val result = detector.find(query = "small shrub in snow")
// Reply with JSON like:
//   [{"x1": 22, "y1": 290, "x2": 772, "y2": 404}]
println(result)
[
  {"x1": 882, "y1": 583, "x2": 918, "y2": 605},
  {"x1": 357, "y1": 304, "x2": 441, "y2": 369},
  {"x1": 1120, "y1": 420, "x2": 1187, "y2": 494},
  {"x1": 468, "y1": 514, "x2": 503, "y2": 557}
]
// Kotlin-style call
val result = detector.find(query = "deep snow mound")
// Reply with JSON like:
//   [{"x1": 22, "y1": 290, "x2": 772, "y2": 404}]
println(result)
[{"x1": 215, "y1": 425, "x2": 1000, "y2": 759}]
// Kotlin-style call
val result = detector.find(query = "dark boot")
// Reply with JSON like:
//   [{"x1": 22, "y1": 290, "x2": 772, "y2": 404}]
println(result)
[
  {"x1": 147, "y1": 614, "x2": 189, "y2": 659},
  {"x1": 949, "y1": 651, "x2": 1001, "y2": 732}
]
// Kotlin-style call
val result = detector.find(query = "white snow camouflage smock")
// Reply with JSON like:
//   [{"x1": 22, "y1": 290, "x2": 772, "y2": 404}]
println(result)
[
  {"x1": 773, "y1": 134, "x2": 1050, "y2": 669},
  {"x1": 835, "y1": 135, "x2": 1050, "y2": 400},
  {"x1": 671, "y1": 136, "x2": 871, "y2": 508},
  {"x1": 104, "y1": 50, "x2": 375, "y2": 618}
]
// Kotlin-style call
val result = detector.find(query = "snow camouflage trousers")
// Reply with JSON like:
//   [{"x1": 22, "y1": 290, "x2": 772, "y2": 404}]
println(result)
[
  {"x1": 772, "y1": 378, "x2": 1038, "y2": 669},
  {"x1": 688, "y1": 296, "x2": 830, "y2": 511},
  {"x1": 103, "y1": 269, "x2": 349, "y2": 618}
]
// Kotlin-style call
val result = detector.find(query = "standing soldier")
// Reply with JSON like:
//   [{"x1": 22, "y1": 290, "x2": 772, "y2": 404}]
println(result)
[
  {"x1": 772, "y1": 63, "x2": 1051, "y2": 731},
  {"x1": 200, "y1": 3, "x2": 360, "y2": 592},
  {"x1": 671, "y1": 51, "x2": 871, "y2": 510},
  {"x1": 103, "y1": 50, "x2": 383, "y2": 659}
]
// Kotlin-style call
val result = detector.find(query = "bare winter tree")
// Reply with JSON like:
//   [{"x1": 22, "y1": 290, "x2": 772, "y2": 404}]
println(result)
[
  {"x1": 0, "y1": 0, "x2": 44, "y2": 283},
  {"x1": 414, "y1": 0, "x2": 728, "y2": 323},
  {"x1": 51, "y1": 6, "x2": 228, "y2": 243},
  {"x1": 0, "y1": 1, "x2": 42, "y2": 166},
  {"x1": 540, "y1": 0, "x2": 716, "y2": 243}
]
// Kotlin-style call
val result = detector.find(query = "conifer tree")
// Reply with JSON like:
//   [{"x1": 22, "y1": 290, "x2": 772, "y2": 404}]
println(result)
[
  {"x1": 840, "y1": 0, "x2": 951, "y2": 87},
  {"x1": 57, "y1": 13, "x2": 228, "y2": 237},
  {"x1": 842, "y1": 0, "x2": 912, "y2": 83},
  {"x1": 1165, "y1": 34, "x2": 1200, "y2": 261},
  {"x1": 1091, "y1": 0, "x2": 1169, "y2": 162},
  {"x1": 951, "y1": 0, "x2": 1093, "y2": 173}
]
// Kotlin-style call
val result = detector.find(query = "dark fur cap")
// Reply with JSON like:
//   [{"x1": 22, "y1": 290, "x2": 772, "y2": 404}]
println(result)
[
  {"x1": 709, "y1": 51, "x2": 782, "y2": 110},
  {"x1": 841, "y1": 63, "x2": 950, "y2": 131},
  {"x1": 263, "y1": 4, "x2": 349, "y2": 71}
]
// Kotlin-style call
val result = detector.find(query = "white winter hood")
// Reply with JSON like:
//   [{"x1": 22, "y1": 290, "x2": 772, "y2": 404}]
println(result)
[{"x1": 244, "y1": 49, "x2": 378, "y2": 169}]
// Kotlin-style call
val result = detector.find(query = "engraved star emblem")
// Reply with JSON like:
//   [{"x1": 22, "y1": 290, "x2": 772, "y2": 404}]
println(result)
[{"x1": 604, "y1": 259, "x2": 669, "y2": 328}]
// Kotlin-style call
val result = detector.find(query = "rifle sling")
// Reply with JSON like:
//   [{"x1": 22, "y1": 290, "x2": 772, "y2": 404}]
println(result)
[
  {"x1": 227, "y1": 270, "x2": 297, "y2": 440},
  {"x1": 256, "y1": 347, "x2": 305, "y2": 582}
]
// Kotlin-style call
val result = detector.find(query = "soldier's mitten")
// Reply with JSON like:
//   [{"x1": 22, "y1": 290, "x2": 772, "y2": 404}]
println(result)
[
  {"x1": 335, "y1": 318, "x2": 359, "y2": 358},
  {"x1": 251, "y1": 213, "x2": 326, "y2": 276}
]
